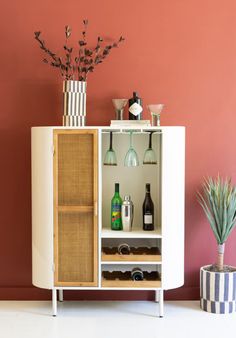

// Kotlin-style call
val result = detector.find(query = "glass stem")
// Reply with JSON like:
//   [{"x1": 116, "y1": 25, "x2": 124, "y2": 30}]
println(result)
[
  {"x1": 130, "y1": 132, "x2": 133, "y2": 148},
  {"x1": 149, "y1": 132, "x2": 153, "y2": 149},
  {"x1": 109, "y1": 132, "x2": 113, "y2": 150}
]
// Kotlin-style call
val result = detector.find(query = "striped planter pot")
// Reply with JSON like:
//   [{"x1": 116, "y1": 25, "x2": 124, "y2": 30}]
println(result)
[
  {"x1": 63, "y1": 80, "x2": 87, "y2": 126},
  {"x1": 200, "y1": 265, "x2": 236, "y2": 314}
]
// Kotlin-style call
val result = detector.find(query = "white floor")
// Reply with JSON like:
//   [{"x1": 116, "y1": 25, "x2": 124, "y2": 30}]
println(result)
[{"x1": 0, "y1": 301, "x2": 235, "y2": 338}]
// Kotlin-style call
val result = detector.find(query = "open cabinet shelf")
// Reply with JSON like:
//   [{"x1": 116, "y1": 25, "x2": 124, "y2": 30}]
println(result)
[
  {"x1": 102, "y1": 270, "x2": 161, "y2": 288},
  {"x1": 101, "y1": 279, "x2": 162, "y2": 288},
  {"x1": 101, "y1": 228, "x2": 162, "y2": 238},
  {"x1": 101, "y1": 246, "x2": 161, "y2": 262},
  {"x1": 101, "y1": 255, "x2": 162, "y2": 263}
]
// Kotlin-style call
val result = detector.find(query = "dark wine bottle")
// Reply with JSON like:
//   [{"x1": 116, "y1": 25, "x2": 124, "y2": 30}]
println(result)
[
  {"x1": 128, "y1": 92, "x2": 143, "y2": 120},
  {"x1": 143, "y1": 183, "x2": 154, "y2": 231}
]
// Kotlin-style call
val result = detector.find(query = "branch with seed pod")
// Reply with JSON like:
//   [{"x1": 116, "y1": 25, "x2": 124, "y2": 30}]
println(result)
[
  {"x1": 85, "y1": 36, "x2": 125, "y2": 80},
  {"x1": 34, "y1": 20, "x2": 124, "y2": 81},
  {"x1": 76, "y1": 23, "x2": 125, "y2": 81},
  {"x1": 64, "y1": 25, "x2": 73, "y2": 80},
  {"x1": 34, "y1": 31, "x2": 68, "y2": 79}
]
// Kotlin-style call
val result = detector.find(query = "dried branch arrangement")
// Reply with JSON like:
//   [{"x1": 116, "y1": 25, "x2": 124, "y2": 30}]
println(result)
[{"x1": 34, "y1": 20, "x2": 125, "y2": 81}]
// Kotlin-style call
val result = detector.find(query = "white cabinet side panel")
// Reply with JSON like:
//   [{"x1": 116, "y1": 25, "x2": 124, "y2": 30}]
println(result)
[
  {"x1": 162, "y1": 128, "x2": 185, "y2": 290},
  {"x1": 32, "y1": 128, "x2": 54, "y2": 289}
]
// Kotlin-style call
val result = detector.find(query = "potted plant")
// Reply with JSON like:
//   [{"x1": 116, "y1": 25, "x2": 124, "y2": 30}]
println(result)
[
  {"x1": 197, "y1": 176, "x2": 236, "y2": 314},
  {"x1": 34, "y1": 20, "x2": 124, "y2": 126}
]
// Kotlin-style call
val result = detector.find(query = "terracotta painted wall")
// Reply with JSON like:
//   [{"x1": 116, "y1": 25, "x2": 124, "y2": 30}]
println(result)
[{"x1": 1, "y1": 0, "x2": 236, "y2": 300}]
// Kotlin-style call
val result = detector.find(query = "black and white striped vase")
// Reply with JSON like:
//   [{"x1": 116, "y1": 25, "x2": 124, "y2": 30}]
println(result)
[
  {"x1": 200, "y1": 265, "x2": 236, "y2": 314},
  {"x1": 63, "y1": 80, "x2": 87, "y2": 127}
]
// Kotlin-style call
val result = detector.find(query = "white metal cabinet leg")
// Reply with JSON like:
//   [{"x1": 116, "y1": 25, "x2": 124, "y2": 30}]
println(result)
[
  {"x1": 159, "y1": 289, "x2": 164, "y2": 317},
  {"x1": 52, "y1": 289, "x2": 57, "y2": 316},
  {"x1": 155, "y1": 290, "x2": 159, "y2": 302},
  {"x1": 59, "y1": 289, "x2": 63, "y2": 302}
]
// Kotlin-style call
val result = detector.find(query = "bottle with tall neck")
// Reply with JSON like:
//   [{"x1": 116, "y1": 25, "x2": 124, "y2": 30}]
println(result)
[
  {"x1": 111, "y1": 183, "x2": 123, "y2": 230},
  {"x1": 143, "y1": 183, "x2": 154, "y2": 231},
  {"x1": 128, "y1": 92, "x2": 143, "y2": 120}
]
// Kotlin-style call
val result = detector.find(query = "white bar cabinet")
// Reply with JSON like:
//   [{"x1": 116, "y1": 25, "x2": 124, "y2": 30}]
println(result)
[{"x1": 31, "y1": 126, "x2": 185, "y2": 317}]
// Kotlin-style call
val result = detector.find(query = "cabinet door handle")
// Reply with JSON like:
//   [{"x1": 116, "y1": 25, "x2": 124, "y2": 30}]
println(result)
[{"x1": 94, "y1": 202, "x2": 98, "y2": 216}]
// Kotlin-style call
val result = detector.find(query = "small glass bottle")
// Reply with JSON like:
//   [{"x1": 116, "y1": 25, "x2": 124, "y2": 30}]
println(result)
[
  {"x1": 128, "y1": 92, "x2": 143, "y2": 120},
  {"x1": 111, "y1": 183, "x2": 123, "y2": 230}
]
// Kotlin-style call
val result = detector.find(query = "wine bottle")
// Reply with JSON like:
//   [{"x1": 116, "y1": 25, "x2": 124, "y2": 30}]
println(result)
[
  {"x1": 111, "y1": 183, "x2": 123, "y2": 230},
  {"x1": 131, "y1": 268, "x2": 144, "y2": 281},
  {"x1": 128, "y1": 92, "x2": 143, "y2": 120},
  {"x1": 143, "y1": 183, "x2": 154, "y2": 231}
]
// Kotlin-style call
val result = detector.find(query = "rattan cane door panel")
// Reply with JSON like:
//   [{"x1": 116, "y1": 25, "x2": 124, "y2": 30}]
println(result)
[
  {"x1": 53, "y1": 130, "x2": 98, "y2": 286},
  {"x1": 57, "y1": 133, "x2": 93, "y2": 206},
  {"x1": 57, "y1": 212, "x2": 95, "y2": 284}
]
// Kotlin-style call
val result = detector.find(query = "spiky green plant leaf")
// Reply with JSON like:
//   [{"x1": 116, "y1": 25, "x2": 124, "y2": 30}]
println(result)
[{"x1": 197, "y1": 176, "x2": 236, "y2": 245}]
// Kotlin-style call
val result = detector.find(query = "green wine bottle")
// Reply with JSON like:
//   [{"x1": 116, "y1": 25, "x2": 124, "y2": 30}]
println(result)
[{"x1": 111, "y1": 183, "x2": 123, "y2": 230}]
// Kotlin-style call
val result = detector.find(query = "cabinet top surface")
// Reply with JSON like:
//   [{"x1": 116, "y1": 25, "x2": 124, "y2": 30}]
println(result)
[{"x1": 31, "y1": 126, "x2": 185, "y2": 131}]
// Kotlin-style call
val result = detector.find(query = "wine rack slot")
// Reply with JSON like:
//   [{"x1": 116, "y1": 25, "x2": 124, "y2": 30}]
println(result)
[
  {"x1": 101, "y1": 238, "x2": 161, "y2": 262},
  {"x1": 101, "y1": 264, "x2": 161, "y2": 288},
  {"x1": 102, "y1": 246, "x2": 161, "y2": 262}
]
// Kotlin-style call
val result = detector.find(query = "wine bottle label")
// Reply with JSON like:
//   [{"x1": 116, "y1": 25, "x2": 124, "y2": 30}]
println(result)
[
  {"x1": 129, "y1": 102, "x2": 143, "y2": 116},
  {"x1": 144, "y1": 215, "x2": 153, "y2": 224},
  {"x1": 111, "y1": 204, "x2": 122, "y2": 223}
]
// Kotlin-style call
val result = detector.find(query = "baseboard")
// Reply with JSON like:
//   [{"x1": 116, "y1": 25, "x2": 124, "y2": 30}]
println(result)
[{"x1": 0, "y1": 286, "x2": 200, "y2": 301}]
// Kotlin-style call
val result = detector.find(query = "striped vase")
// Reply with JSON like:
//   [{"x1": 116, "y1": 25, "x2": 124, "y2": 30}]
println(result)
[
  {"x1": 63, "y1": 80, "x2": 87, "y2": 127},
  {"x1": 200, "y1": 265, "x2": 236, "y2": 314}
]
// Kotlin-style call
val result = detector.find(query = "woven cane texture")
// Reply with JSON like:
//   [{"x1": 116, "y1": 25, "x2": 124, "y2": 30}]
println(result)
[
  {"x1": 58, "y1": 134, "x2": 93, "y2": 206},
  {"x1": 58, "y1": 212, "x2": 94, "y2": 282}
]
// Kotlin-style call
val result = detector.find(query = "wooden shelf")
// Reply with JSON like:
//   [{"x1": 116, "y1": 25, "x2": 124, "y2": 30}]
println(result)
[
  {"x1": 101, "y1": 261, "x2": 162, "y2": 265},
  {"x1": 102, "y1": 254, "x2": 161, "y2": 262},
  {"x1": 102, "y1": 247, "x2": 161, "y2": 262},
  {"x1": 101, "y1": 228, "x2": 162, "y2": 238},
  {"x1": 57, "y1": 205, "x2": 94, "y2": 212},
  {"x1": 101, "y1": 279, "x2": 161, "y2": 288},
  {"x1": 102, "y1": 271, "x2": 161, "y2": 288}
]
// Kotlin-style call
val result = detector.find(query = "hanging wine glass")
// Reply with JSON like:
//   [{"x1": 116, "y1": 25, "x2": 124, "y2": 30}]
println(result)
[
  {"x1": 124, "y1": 131, "x2": 139, "y2": 167},
  {"x1": 143, "y1": 132, "x2": 157, "y2": 165},
  {"x1": 103, "y1": 132, "x2": 117, "y2": 166}
]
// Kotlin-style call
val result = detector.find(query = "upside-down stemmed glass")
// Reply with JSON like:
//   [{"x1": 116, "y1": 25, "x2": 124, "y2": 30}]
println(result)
[
  {"x1": 143, "y1": 132, "x2": 157, "y2": 165},
  {"x1": 124, "y1": 131, "x2": 139, "y2": 167},
  {"x1": 103, "y1": 132, "x2": 117, "y2": 166}
]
